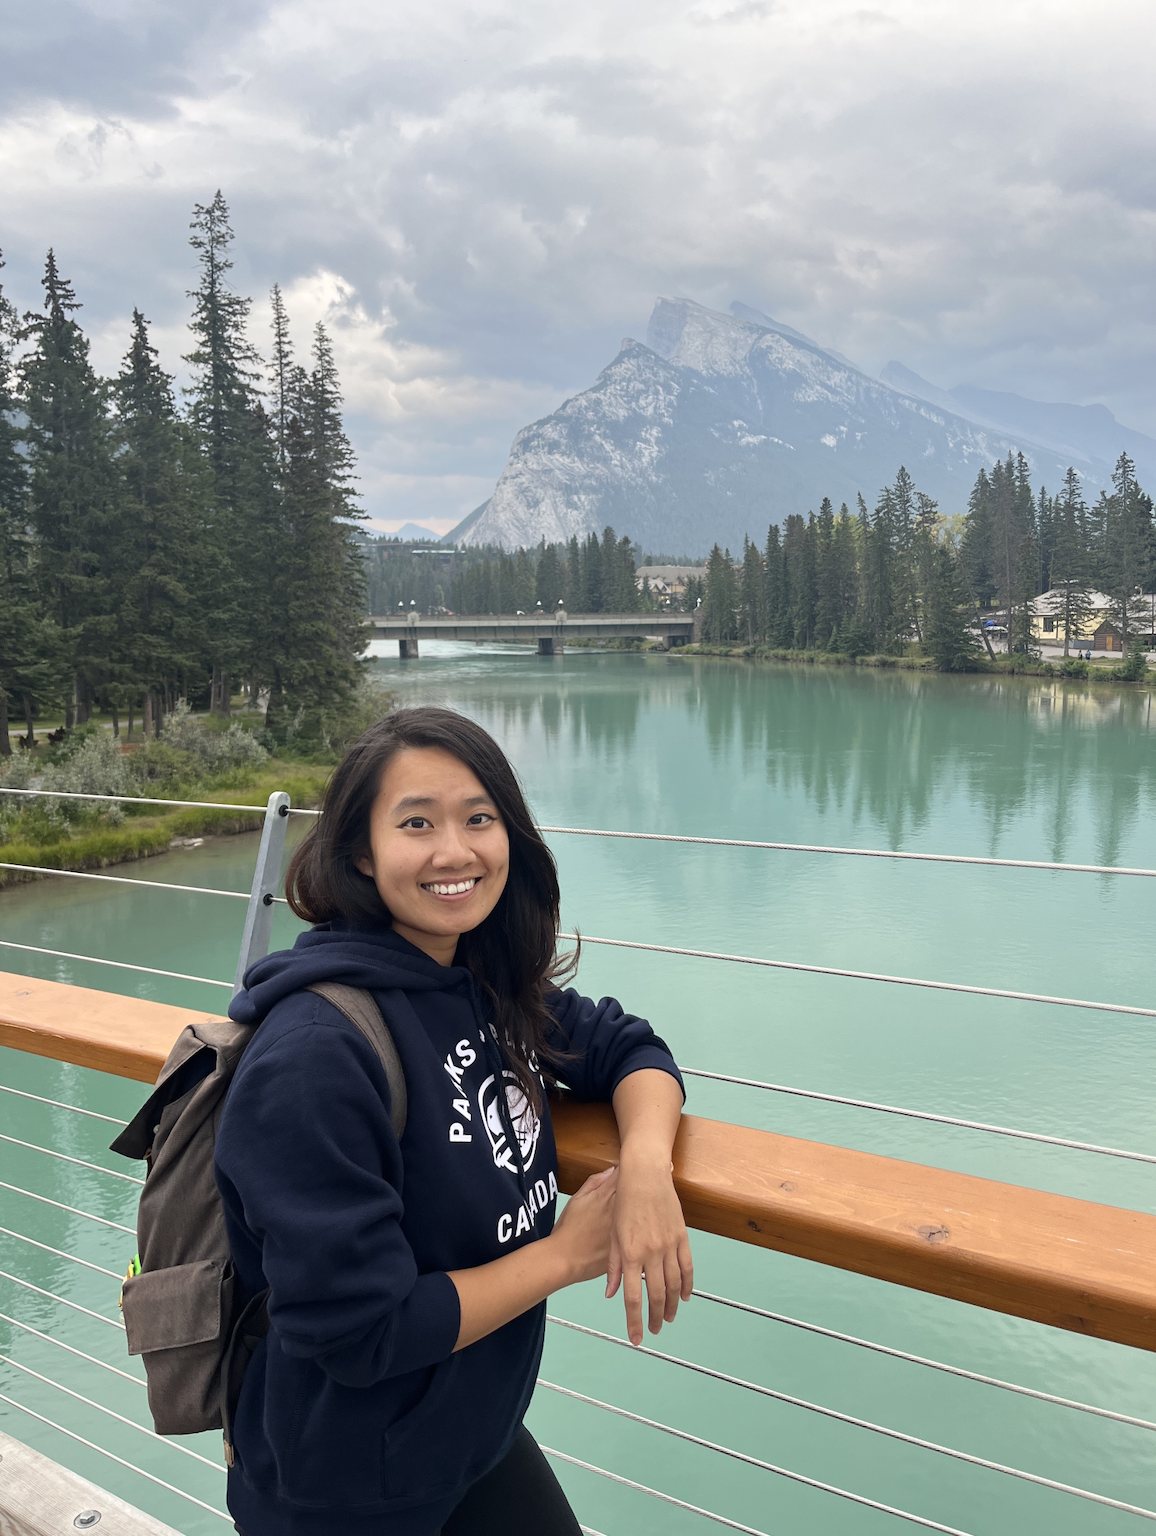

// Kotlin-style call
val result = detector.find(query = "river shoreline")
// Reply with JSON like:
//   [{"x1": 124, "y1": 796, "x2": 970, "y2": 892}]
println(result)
[{"x1": 0, "y1": 766, "x2": 330, "y2": 886}]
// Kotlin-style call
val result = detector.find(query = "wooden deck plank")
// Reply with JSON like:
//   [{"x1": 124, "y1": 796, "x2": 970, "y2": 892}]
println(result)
[
  {"x1": 0, "y1": 1431, "x2": 184, "y2": 1536},
  {"x1": 3, "y1": 969, "x2": 1155, "y2": 1351},
  {"x1": 552, "y1": 1099, "x2": 1156, "y2": 1352}
]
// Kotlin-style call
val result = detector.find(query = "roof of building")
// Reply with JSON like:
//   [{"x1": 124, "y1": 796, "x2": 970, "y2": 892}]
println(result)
[
  {"x1": 635, "y1": 565, "x2": 705, "y2": 583},
  {"x1": 1031, "y1": 590, "x2": 1114, "y2": 615}
]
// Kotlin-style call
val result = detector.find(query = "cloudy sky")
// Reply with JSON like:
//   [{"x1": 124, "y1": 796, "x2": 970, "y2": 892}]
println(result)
[{"x1": 3, "y1": 0, "x2": 1154, "y2": 533}]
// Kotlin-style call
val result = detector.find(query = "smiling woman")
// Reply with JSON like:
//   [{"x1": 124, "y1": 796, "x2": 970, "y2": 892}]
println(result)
[{"x1": 216, "y1": 706, "x2": 691, "y2": 1536}]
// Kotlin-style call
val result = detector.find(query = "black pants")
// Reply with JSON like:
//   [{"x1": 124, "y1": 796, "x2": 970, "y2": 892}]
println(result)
[
  {"x1": 235, "y1": 1428, "x2": 580, "y2": 1536},
  {"x1": 438, "y1": 1428, "x2": 581, "y2": 1536}
]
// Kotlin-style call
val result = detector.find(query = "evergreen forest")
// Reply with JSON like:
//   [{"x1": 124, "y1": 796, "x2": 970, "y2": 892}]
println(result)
[
  {"x1": 694, "y1": 455, "x2": 1155, "y2": 671},
  {"x1": 0, "y1": 193, "x2": 366, "y2": 755}
]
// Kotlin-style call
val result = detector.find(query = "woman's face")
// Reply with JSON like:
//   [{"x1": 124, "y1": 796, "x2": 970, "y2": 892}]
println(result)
[{"x1": 354, "y1": 745, "x2": 510, "y2": 965}]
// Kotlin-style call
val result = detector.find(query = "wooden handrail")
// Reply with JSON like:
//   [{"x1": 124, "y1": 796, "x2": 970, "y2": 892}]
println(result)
[{"x1": 4, "y1": 970, "x2": 1155, "y2": 1352}]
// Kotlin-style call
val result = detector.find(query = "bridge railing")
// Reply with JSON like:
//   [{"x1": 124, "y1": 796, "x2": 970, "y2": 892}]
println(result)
[{"x1": 1, "y1": 787, "x2": 1155, "y2": 1534}]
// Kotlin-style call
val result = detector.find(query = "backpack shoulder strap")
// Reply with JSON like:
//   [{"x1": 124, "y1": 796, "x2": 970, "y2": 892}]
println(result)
[{"x1": 306, "y1": 982, "x2": 408, "y2": 1139}]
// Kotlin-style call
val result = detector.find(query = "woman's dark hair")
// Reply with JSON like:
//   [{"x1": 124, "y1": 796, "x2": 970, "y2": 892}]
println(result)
[{"x1": 286, "y1": 707, "x2": 573, "y2": 1108}]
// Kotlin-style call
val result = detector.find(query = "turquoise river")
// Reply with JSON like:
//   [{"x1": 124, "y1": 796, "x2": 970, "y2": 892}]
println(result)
[{"x1": 2, "y1": 645, "x2": 1156, "y2": 1535}]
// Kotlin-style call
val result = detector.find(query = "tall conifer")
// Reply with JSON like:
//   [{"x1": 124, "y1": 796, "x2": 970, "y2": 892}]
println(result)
[{"x1": 19, "y1": 251, "x2": 118, "y2": 725}]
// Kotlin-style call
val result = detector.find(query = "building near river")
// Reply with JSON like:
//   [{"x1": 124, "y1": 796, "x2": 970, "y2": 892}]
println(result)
[
  {"x1": 634, "y1": 565, "x2": 703, "y2": 599},
  {"x1": 1029, "y1": 590, "x2": 1156, "y2": 651}
]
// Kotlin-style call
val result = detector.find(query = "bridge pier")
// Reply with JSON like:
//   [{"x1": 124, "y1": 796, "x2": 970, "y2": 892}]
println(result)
[
  {"x1": 398, "y1": 637, "x2": 420, "y2": 658},
  {"x1": 537, "y1": 636, "x2": 564, "y2": 656}
]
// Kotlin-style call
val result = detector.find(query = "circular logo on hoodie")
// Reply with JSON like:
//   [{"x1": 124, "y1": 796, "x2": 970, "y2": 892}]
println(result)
[{"x1": 478, "y1": 1071, "x2": 540, "y2": 1174}]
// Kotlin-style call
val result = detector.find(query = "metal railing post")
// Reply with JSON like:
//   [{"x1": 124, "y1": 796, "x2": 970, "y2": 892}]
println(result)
[{"x1": 233, "y1": 792, "x2": 291, "y2": 995}]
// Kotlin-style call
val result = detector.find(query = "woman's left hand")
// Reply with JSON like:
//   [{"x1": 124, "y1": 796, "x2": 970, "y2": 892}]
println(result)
[{"x1": 607, "y1": 1070, "x2": 694, "y2": 1346}]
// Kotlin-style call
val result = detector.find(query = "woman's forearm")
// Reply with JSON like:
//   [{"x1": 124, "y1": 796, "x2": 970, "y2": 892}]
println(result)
[
  {"x1": 448, "y1": 1234, "x2": 572, "y2": 1351},
  {"x1": 612, "y1": 1068, "x2": 683, "y2": 1165},
  {"x1": 447, "y1": 1165, "x2": 618, "y2": 1350}
]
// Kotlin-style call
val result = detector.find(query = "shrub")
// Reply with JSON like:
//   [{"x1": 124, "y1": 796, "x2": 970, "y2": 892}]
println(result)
[
  {"x1": 1119, "y1": 646, "x2": 1150, "y2": 682},
  {"x1": 161, "y1": 700, "x2": 269, "y2": 772}
]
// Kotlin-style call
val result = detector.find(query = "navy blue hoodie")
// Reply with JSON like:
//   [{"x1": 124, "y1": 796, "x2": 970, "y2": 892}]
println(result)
[{"x1": 216, "y1": 922, "x2": 683, "y2": 1536}]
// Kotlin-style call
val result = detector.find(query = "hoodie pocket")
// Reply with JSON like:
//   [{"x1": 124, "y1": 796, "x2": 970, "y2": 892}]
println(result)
[{"x1": 380, "y1": 1354, "x2": 461, "y2": 1501}]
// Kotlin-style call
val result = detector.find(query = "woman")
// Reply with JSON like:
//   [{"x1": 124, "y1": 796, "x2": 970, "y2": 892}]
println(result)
[{"x1": 217, "y1": 706, "x2": 692, "y2": 1536}]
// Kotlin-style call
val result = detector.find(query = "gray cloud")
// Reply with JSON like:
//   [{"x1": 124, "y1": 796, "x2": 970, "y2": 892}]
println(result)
[{"x1": 2, "y1": 0, "x2": 1154, "y2": 530}]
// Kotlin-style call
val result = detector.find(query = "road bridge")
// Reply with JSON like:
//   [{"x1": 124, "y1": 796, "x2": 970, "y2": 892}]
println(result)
[{"x1": 367, "y1": 610, "x2": 700, "y2": 657}]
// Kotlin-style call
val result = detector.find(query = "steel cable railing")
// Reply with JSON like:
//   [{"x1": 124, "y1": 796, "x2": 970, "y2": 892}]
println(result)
[
  {"x1": 544, "y1": 1319, "x2": 1156, "y2": 1517},
  {"x1": 565, "y1": 931, "x2": 1156, "y2": 1020},
  {"x1": 0, "y1": 1180, "x2": 135, "y2": 1234},
  {"x1": 0, "y1": 787, "x2": 273, "y2": 815},
  {"x1": 537, "y1": 1379, "x2": 974, "y2": 1536},
  {"x1": 0, "y1": 1270, "x2": 124, "y2": 1329},
  {"x1": 0, "y1": 1393, "x2": 230, "y2": 1521},
  {"x1": 0, "y1": 1355, "x2": 223, "y2": 1475},
  {"x1": 0, "y1": 1313, "x2": 144, "y2": 1389},
  {"x1": 538, "y1": 823, "x2": 1156, "y2": 878},
  {"x1": 7, "y1": 786, "x2": 1156, "y2": 878},
  {"x1": 0, "y1": 1228, "x2": 122, "y2": 1281},
  {"x1": 0, "y1": 862, "x2": 249, "y2": 900},
  {"x1": 0, "y1": 1085, "x2": 124, "y2": 1125},
  {"x1": 0, "y1": 1134, "x2": 143, "y2": 1185},
  {"x1": 689, "y1": 1290, "x2": 1156, "y2": 1433},
  {"x1": 538, "y1": 1376, "x2": 1156, "y2": 1524},
  {"x1": 680, "y1": 1068, "x2": 1156, "y2": 1164},
  {"x1": 541, "y1": 1445, "x2": 775, "y2": 1536},
  {"x1": 0, "y1": 938, "x2": 233, "y2": 990}
]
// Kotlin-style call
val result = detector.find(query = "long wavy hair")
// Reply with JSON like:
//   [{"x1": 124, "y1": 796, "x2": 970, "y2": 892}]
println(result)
[{"x1": 286, "y1": 707, "x2": 574, "y2": 1108}]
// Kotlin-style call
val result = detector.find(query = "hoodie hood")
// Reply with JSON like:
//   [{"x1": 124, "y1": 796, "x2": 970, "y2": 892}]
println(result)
[{"x1": 230, "y1": 922, "x2": 470, "y2": 1028}]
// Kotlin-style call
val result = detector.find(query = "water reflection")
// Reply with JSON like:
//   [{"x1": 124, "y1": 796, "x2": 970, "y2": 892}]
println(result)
[{"x1": 376, "y1": 650, "x2": 1156, "y2": 868}]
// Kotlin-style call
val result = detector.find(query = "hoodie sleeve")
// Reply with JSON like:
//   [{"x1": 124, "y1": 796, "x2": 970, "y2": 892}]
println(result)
[
  {"x1": 215, "y1": 1007, "x2": 461, "y2": 1388},
  {"x1": 544, "y1": 988, "x2": 684, "y2": 1103}
]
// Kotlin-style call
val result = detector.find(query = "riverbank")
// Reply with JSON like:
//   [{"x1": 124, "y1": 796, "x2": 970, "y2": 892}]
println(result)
[
  {"x1": 0, "y1": 764, "x2": 330, "y2": 887},
  {"x1": 668, "y1": 642, "x2": 1154, "y2": 682}
]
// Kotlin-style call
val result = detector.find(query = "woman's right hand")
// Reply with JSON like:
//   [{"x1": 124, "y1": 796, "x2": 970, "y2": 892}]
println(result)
[{"x1": 549, "y1": 1166, "x2": 618, "y2": 1284}]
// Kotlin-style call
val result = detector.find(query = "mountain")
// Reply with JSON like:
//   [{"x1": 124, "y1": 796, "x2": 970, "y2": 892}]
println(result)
[
  {"x1": 454, "y1": 299, "x2": 1113, "y2": 553},
  {"x1": 880, "y1": 364, "x2": 1156, "y2": 488},
  {"x1": 388, "y1": 522, "x2": 441, "y2": 542}
]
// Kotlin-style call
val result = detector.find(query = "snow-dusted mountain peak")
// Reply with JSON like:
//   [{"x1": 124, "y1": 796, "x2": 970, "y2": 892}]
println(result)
[
  {"x1": 646, "y1": 297, "x2": 766, "y2": 375},
  {"x1": 453, "y1": 298, "x2": 1115, "y2": 553}
]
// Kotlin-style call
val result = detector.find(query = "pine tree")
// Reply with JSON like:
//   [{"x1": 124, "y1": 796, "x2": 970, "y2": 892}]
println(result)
[
  {"x1": 960, "y1": 467, "x2": 995, "y2": 608},
  {"x1": 912, "y1": 491, "x2": 940, "y2": 645},
  {"x1": 19, "y1": 251, "x2": 119, "y2": 726},
  {"x1": 185, "y1": 192, "x2": 262, "y2": 713},
  {"x1": 813, "y1": 497, "x2": 839, "y2": 647},
  {"x1": 1049, "y1": 468, "x2": 1095, "y2": 656},
  {"x1": 782, "y1": 514, "x2": 815, "y2": 648},
  {"x1": 701, "y1": 545, "x2": 737, "y2": 643},
  {"x1": 113, "y1": 309, "x2": 206, "y2": 733},
  {"x1": 1102, "y1": 453, "x2": 1155, "y2": 649},
  {"x1": 0, "y1": 252, "x2": 56, "y2": 753},
  {"x1": 890, "y1": 467, "x2": 921, "y2": 641},
  {"x1": 536, "y1": 543, "x2": 563, "y2": 611},
  {"x1": 924, "y1": 546, "x2": 980, "y2": 671},
  {"x1": 563, "y1": 536, "x2": 580, "y2": 610},
  {"x1": 264, "y1": 414, "x2": 364, "y2": 739},
  {"x1": 737, "y1": 537, "x2": 765, "y2": 644},
  {"x1": 268, "y1": 283, "x2": 306, "y2": 468},
  {"x1": 763, "y1": 524, "x2": 790, "y2": 647},
  {"x1": 865, "y1": 488, "x2": 897, "y2": 651},
  {"x1": 831, "y1": 504, "x2": 860, "y2": 644},
  {"x1": 581, "y1": 532, "x2": 602, "y2": 612}
]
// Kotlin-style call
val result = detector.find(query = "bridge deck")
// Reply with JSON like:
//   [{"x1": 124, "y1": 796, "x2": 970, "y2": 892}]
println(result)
[{"x1": 367, "y1": 611, "x2": 695, "y2": 641}]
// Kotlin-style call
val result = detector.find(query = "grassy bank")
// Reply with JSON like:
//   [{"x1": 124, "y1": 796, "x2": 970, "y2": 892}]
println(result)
[
  {"x1": 669, "y1": 642, "x2": 1153, "y2": 683},
  {"x1": 0, "y1": 764, "x2": 331, "y2": 887}
]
